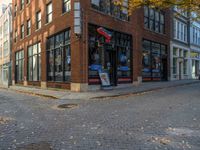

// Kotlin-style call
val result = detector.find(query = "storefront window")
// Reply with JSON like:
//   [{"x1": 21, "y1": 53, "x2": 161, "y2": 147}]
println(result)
[
  {"x1": 142, "y1": 40, "x2": 167, "y2": 81},
  {"x1": 47, "y1": 29, "x2": 71, "y2": 82},
  {"x1": 28, "y1": 43, "x2": 41, "y2": 81},
  {"x1": 15, "y1": 50, "x2": 24, "y2": 82},
  {"x1": 117, "y1": 34, "x2": 131, "y2": 78}
]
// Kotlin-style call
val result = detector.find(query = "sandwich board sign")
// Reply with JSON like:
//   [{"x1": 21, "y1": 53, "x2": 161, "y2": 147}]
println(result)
[{"x1": 99, "y1": 71, "x2": 112, "y2": 89}]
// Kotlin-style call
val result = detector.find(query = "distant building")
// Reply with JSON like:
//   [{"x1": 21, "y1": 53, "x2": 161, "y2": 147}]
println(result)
[
  {"x1": 0, "y1": 3, "x2": 12, "y2": 87},
  {"x1": 189, "y1": 13, "x2": 200, "y2": 79},
  {"x1": 170, "y1": 7, "x2": 190, "y2": 80},
  {"x1": 170, "y1": 8, "x2": 200, "y2": 80}
]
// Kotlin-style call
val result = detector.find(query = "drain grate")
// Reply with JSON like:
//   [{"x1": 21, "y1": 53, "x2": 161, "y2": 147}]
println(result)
[{"x1": 57, "y1": 103, "x2": 78, "y2": 109}]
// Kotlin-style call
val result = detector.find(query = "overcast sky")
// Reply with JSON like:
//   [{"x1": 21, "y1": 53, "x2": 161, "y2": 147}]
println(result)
[{"x1": 0, "y1": 0, "x2": 12, "y2": 5}]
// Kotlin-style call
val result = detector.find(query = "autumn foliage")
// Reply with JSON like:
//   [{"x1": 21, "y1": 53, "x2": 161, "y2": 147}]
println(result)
[{"x1": 115, "y1": 0, "x2": 200, "y2": 15}]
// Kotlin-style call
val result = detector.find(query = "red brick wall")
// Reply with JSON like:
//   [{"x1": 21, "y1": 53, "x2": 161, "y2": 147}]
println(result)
[
  {"x1": 81, "y1": 1, "x2": 171, "y2": 81},
  {"x1": 12, "y1": 0, "x2": 75, "y2": 88},
  {"x1": 12, "y1": 0, "x2": 171, "y2": 89}
]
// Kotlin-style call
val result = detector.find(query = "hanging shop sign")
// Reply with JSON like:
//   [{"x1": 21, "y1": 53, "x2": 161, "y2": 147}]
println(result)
[
  {"x1": 97, "y1": 27, "x2": 113, "y2": 43},
  {"x1": 191, "y1": 52, "x2": 200, "y2": 59}
]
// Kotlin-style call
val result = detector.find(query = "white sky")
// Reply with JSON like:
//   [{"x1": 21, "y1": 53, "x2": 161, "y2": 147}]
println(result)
[{"x1": 0, "y1": 0, "x2": 12, "y2": 5}]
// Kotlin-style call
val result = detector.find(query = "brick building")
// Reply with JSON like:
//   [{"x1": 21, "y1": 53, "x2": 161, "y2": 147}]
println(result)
[{"x1": 12, "y1": 0, "x2": 171, "y2": 91}]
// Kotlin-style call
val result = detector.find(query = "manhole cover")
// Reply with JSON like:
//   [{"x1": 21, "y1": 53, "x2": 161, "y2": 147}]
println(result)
[
  {"x1": 16, "y1": 142, "x2": 51, "y2": 150},
  {"x1": 57, "y1": 103, "x2": 78, "y2": 109}
]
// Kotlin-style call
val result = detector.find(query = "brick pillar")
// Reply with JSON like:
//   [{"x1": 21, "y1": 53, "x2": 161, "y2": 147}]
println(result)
[
  {"x1": 23, "y1": 46, "x2": 28, "y2": 86},
  {"x1": 41, "y1": 37, "x2": 47, "y2": 89},
  {"x1": 12, "y1": 51, "x2": 15, "y2": 85},
  {"x1": 70, "y1": 33, "x2": 88, "y2": 92}
]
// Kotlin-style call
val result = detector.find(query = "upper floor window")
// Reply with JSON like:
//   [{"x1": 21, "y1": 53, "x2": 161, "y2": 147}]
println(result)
[
  {"x1": 63, "y1": 0, "x2": 71, "y2": 13},
  {"x1": 27, "y1": 0, "x2": 30, "y2": 4},
  {"x1": 173, "y1": 19, "x2": 187, "y2": 42},
  {"x1": 91, "y1": 0, "x2": 129, "y2": 21},
  {"x1": 21, "y1": 24, "x2": 24, "y2": 39},
  {"x1": 46, "y1": 2, "x2": 53, "y2": 23},
  {"x1": 27, "y1": 19, "x2": 31, "y2": 36},
  {"x1": 191, "y1": 26, "x2": 200, "y2": 46},
  {"x1": 20, "y1": 0, "x2": 24, "y2": 10},
  {"x1": 144, "y1": 6, "x2": 165, "y2": 34},
  {"x1": 36, "y1": 11, "x2": 41, "y2": 30}
]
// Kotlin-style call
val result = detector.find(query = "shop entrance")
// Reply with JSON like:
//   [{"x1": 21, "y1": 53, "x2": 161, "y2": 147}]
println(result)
[
  {"x1": 179, "y1": 62, "x2": 182, "y2": 80},
  {"x1": 161, "y1": 57, "x2": 168, "y2": 81},
  {"x1": 105, "y1": 47, "x2": 117, "y2": 86},
  {"x1": 88, "y1": 24, "x2": 132, "y2": 85}
]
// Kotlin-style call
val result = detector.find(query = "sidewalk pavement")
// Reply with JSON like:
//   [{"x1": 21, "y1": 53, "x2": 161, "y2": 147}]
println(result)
[{"x1": 3, "y1": 79, "x2": 199, "y2": 100}]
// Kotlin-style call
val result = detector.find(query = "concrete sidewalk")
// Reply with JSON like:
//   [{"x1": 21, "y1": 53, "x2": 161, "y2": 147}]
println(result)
[{"x1": 4, "y1": 79, "x2": 199, "y2": 100}]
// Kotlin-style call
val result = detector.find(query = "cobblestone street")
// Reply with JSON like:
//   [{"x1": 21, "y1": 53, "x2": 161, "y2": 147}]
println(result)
[{"x1": 0, "y1": 83, "x2": 200, "y2": 150}]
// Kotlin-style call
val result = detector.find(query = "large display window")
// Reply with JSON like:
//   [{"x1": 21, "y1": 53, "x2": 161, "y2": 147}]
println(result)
[
  {"x1": 88, "y1": 24, "x2": 132, "y2": 85},
  {"x1": 142, "y1": 40, "x2": 168, "y2": 81},
  {"x1": 15, "y1": 50, "x2": 24, "y2": 82},
  {"x1": 28, "y1": 42, "x2": 41, "y2": 81},
  {"x1": 46, "y1": 29, "x2": 71, "y2": 82}
]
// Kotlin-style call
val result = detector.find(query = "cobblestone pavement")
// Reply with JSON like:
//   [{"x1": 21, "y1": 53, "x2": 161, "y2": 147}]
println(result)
[{"x1": 0, "y1": 83, "x2": 200, "y2": 150}]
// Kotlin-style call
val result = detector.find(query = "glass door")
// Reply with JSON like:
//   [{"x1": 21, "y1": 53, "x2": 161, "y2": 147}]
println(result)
[{"x1": 105, "y1": 49, "x2": 117, "y2": 86}]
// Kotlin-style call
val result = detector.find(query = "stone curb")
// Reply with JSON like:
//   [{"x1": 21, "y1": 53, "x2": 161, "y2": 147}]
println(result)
[
  {"x1": 0, "y1": 81, "x2": 199, "y2": 100},
  {"x1": 0, "y1": 86, "x2": 58, "y2": 100},
  {"x1": 91, "y1": 81, "x2": 200, "y2": 100}
]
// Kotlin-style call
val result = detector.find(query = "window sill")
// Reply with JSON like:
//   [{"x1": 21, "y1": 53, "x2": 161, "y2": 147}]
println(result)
[
  {"x1": 20, "y1": 38, "x2": 24, "y2": 41},
  {"x1": 35, "y1": 28, "x2": 41, "y2": 32},
  {"x1": 144, "y1": 27, "x2": 166, "y2": 36},
  {"x1": 61, "y1": 11, "x2": 71, "y2": 16},
  {"x1": 45, "y1": 21, "x2": 52, "y2": 26},
  {"x1": 26, "y1": 34, "x2": 31, "y2": 38},
  {"x1": 173, "y1": 38, "x2": 188, "y2": 44}
]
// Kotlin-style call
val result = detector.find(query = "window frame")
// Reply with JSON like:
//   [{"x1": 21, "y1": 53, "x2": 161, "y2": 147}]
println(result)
[
  {"x1": 63, "y1": 0, "x2": 71, "y2": 13},
  {"x1": 21, "y1": 24, "x2": 24, "y2": 39},
  {"x1": 27, "y1": 19, "x2": 31, "y2": 36},
  {"x1": 20, "y1": 0, "x2": 24, "y2": 10},
  {"x1": 144, "y1": 6, "x2": 165, "y2": 34},
  {"x1": 46, "y1": 29, "x2": 71, "y2": 82},
  {"x1": 36, "y1": 11, "x2": 41, "y2": 30},
  {"x1": 27, "y1": 42, "x2": 41, "y2": 81},
  {"x1": 46, "y1": 2, "x2": 53, "y2": 23}
]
